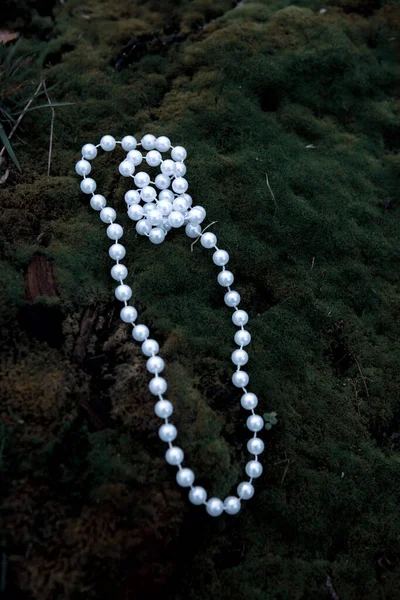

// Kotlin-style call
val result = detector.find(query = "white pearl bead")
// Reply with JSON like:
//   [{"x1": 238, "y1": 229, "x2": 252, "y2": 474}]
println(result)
[
  {"x1": 143, "y1": 203, "x2": 156, "y2": 215},
  {"x1": 80, "y1": 178, "x2": 96, "y2": 194},
  {"x1": 155, "y1": 174, "x2": 170, "y2": 190},
  {"x1": 157, "y1": 199, "x2": 173, "y2": 216},
  {"x1": 173, "y1": 196, "x2": 189, "y2": 213},
  {"x1": 176, "y1": 468, "x2": 195, "y2": 488},
  {"x1": 200, "y1": 232, "x2": 216, "y2": 249},
  {"x1": 75, "y1": 159, "x2": 91, "y2": 176},
  {"x1": 247, "y1": 437, "x2": 264, "y2": 455},
  {"x1": 136, "y1": 219, "x2": 151, "y2": 236},
  {"x1": 154, "y1": 399, "x2": 173, "y2": 418},
  {"x1": 132, "y1": 324, "x2": 149, "y2": 341},
  {"x1": 235, "y1": 329, "x2": 251, "y2": 346},
  {"x1": 106, "y1": 223, "x2": 123, "y2": 240},
  {"x1": 146, "y1": 355, "x2": 165, "y2": 374},
  {"x1": 171, "y1": 146, "x2": 187, "y2": 161},
  {"x1": 155, "y1": 136, "x2": 171, "y2": 152},
  {"x1": 146, "y1": 150, "x2": 162, "y2": 167},
  {"x1": 128, "y1": 204, "x2": 144, "y2": 221},
  {"x1": 161, "y1": 159, "x2": 175, "y2": 176},
  {"x1": 213, "y1": 249, "x2": 229, "y2": 266},
  {"x1": 189, "y1": 486, "x2": 207, "y2": 505},
  {"x1": 165, "y1": 446, "x2": 184, "y2": 465},
  {"x1": 168, "y1": 211, "x2": 185, "y2": 228},
  {"x1": 224, "y1": 291, "x2": 240, "y2": 307},
  {"x1": 241, "y1": 392, "x2": 258, "y2": 410},
  {"x1": 125, "y1": 190, "x2": 141, "y2": 205},
  {"x1": 172, "y1": 177, "x2": 188, "y2": 194},
  {"x1": 149, "y1": 376, "x2": 167, "y2": 395},
  {"x1": 119, "y1": 160, "x2": 135, "y2": 177},
  {"x1": 147, "y1": 209, "x2": 163, "y2": 227},
  {"x1": 237, "y1": 482, "x2": 254, "y2": 500},
  {"x1": 109, "y1": 243, "x2": 126, "y2": 260},
  {"x1": 188, "y1": 206, "x2": 206, "y2": 224},
  {"x1": 141, "y1": 186, "x2": 157, "y2": 202},
  {"x1": 81, "y1": 143, "x2": 97, "y2": 160},
  {"x1": 232, "y1": 309, "x2": 248, "y2": 326},
  {"x1": 245, "y1": 460, "x2": 263, "y2": 479},
  {"x1": 90, "y1": 194, "x2": 106, "y2": 211},
  {"x1": 111, "y1": 263, "x2": 128, "y2": 281},
  {"x1": 100, "y1": 207, "x2": 116, "y2": 223},
  {"x1": 206, "y1": 497, "x2": 224, "y2": 517},
  {"x1": 100, "y1": 135, "x2": 116, "y2": 151},
  {"x1": 218, "y1": 270, "x2": 234, "y2": 287},
  {"x1": 232, "y1": 349, "x2": 248, "y2": 366},
  {"x1": 120, "y1": 306, "x2": 137, "y2": 323},
  {"x1": 185, "y1": 223, "x2": 201, "y2": 238},
  {"x1": 162, "y1": 218, "x2": 172, "y2": 232},
  {"x1": 224, "y1": 496, "x2": 241, "y2": 515},
  {"x1": 141, "y1": 134, "x2": 156, "y2": 150},
  {"x1": 181, "y1": 193, "x2": 192, "y2": 207},
  {"x1": 127, "y1": 149, "x2": 142, "y2": 166},
  {"x1": 159, "y1": 189, "x2": 174, "y2": 202},
  {"x1": 115, "y1": 284, "x2": 132, "y2": 301},
  {"x1": 174, "y1": 162, "x2": 186, "y2": 177},
  {"x1": 141, "y1": 339, "x2": 159, "y2": 357},
  {"x1": 232, "y1": 370, "x2": 249, "y2": 388},
  {"x1": 121, "y1": 135, "x2": 137, "y2": 151},
  {"x1": 134, "y1": 171, "x2": 150, "y2": 188},
  {"x1": 247, "y1": 415, "x2": 264, "y2": 432},
  {"x1": 149, "y1": 227, "x2": 166, "y2": 244},
  {"x1": 159, "y1": 423, "x2": 177, "y2": 442}
]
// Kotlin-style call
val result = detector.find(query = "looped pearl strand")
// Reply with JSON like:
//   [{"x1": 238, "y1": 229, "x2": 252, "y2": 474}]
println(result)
[{"x1": 75, "y1": 134, "x2": 264, "y2": 516}]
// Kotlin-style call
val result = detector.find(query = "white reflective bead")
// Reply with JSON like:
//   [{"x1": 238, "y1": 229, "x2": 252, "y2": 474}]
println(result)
[
  {"x1": 235, "y1": 329, "x2": 251, "y2": 346},
  {"x1": 159, "y1": 189, "x2": 174, "y2": 202},
  {"x1": 111, "y1": 263, "x2": 128, "y2": 281},
  {"x1": 172, "y1": 196, "x2": 189, "y2": 213},
  {"x1": 100, "y1": 207, "x2": 116, "y2": 223},
  {"x1": 127, "y1": 149, "x2": 143, "y2": 166},
  {"x1": 247, "y1": 437, "x2": 264, "y2": 455},
  {"x1": 185, "y1": 223, "x2": 201, "y2": 238},
  {"x1": 141, "y1": 339, "x2": 159, "y2": 357},
  {"x1": 147, "y1": 209, "x2": 163, "y2": 227},
  {"x1": 224, "y1": 496, "x2": 241, "y2": 515},
  {"x1": 136, "y1": 219, "x2": 151, "y2": 236},
  {"x1": 176, "y1": 468, "x2": 195, "y2": 488},
  {"x1": 128, "y1": 204, "x2": 144, "y2": 221},
  {"x1": 213, "y1": 249, "x2": 229, "y2": 266},
  {"x1": 141, "y1": 186, "x2": 157, "y2": 202},
  {"x1": 172, "y1": 177, "x2": 188, "y2": 194},
  {"x1": 168, "y1": 211, "x2": 185, "y2": 228},
  {"x1": 246, "y1": 414, "x2": 264, "y2": 432},
  {"x1": 90, "y1": 194, "x2": 106, "y2": 210},
  {"x1": 181, "y1": 193, "x2": 192, "y2": 207},
  {"x1": 200, "y1": 232, "x2": 217, "y2": 249},
  {"x1": 218, "y1": 270, "x2": 234, "y2": 287},
  {"x1": 125, "y1": 189, "x2": 141, "y2": 205},
  {"x1": 189, "y1": 486, "x2": 207, "y2": 505},
  {"x1": 134, "y1": 171, "x2": 150, "y2": 188},
  {"x1": 119, "y1": 160, "x2": 135, "y2": 177},
  {"x1": 149, "y1": 227, "x2": 166, "y2": 244},
  {"x1": 232, "y1": 310, "x2": 248, "y2": 326},
  {"x1": 232, "y1": 370, "x2": 249, "y2": 388},
  {"x1": 149, "y1": 376, "x2": 167, "y2": 395},
  {"x1": 188, "y1": 206, "x2": 206, "y2": 224},
  {"x1": 75, "y1": 159, "x2": 91, "y2": 176},
  {"x1": 165, "y1": 446, "x2": 184, "y2": 465},
  {"x1": 155, "y1": 136, "x2": 171, "y2": 152},
  {"x1": 155, "y1": 174, "x2": 170, "y2": 190},
  {"x1": 106, "y1": 223, "x2": 123, "y2": 240},
  {"x1": 162, "y1": 218, "x2": 172, "y2": 232},
  {"x1": 146, "y1": 150, "x2": 162, "y2": 167},
  {"x1": 121, "y1": 135, "x2": 137, "y2": 151},
  {"x1": 171, "y1": 146, "x2": 187, "y2": 161},
  {"x1": 141, "y1": 134, "x2": 156, "y2": 150},
  {"x1": 80, "y1": 178, "x2": 96, "y2": 194},
  {"x1": 120, "y1": 306, "x2": 137, "y2": 323},
  {"x1": 109, "y1": 243, "x2": 126, "y2": 260},
  {"x1": 237, "y1": 482, "x2": 254, "y2": 500},
  {"x1": 132, "y1": 324, "x2": 149, "y2": 341},
  {"x1": 159, "y1": 423, "x2": 177, "y2": 442},
  {"x1": 100, "y1": 135, "x2": 116, "y2": 151},
  {"x1": 158, "y1": 199, "x2": 173, "y2": 216},
  {"x1": 206, "y1": 497, "x2": 224, "y2": 517},
  {"x1": 232, "y1": 349, "x2": 248, "y2": 366},
  {"x1": 154, "y1": 399, "x2": 173, "y2": 418},
  {"x1": 161, "y1": 160, "x2": 176, "y2": 176},
  {"x1": 224, "y1": 291, "x2": 240, "y2": 307},
  {"x1": 174, "y1": 162, "x2": 186, "y2": 177},
  {"x1": 81, "y1": 143, "x2": 97, "y2": 160},
  {"x1": 241, "y1": 392, "x2": 258, "y2": 410},
  {"x1": 245, "y1": 460, "x2": 263, "y2": 479},
  {"x1": 115, "y1": 284, "x2": 132, "y2": 301},
  {"x1": 146, "y1": 355, "x2": 165, "y2": 374}
]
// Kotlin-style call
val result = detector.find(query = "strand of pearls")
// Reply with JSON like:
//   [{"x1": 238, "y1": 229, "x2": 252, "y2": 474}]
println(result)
[{"x1": 75, "y1": 134, "x2": 264, "y2": 516}]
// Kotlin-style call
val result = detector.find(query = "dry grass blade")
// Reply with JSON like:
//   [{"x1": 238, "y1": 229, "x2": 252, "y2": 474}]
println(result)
[{"x1": 42, "y1": 79, "x2": 54, "y2": 176}]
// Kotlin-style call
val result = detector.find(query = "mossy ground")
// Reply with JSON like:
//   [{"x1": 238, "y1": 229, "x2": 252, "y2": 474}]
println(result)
[{"x1": 0, "y1": 0, "x2": 400, "y2": 598}]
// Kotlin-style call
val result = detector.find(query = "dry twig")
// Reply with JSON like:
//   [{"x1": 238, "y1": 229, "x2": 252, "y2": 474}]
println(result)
[{"x1": 42, "y1": 79, "x2": 55, "y2": 176}]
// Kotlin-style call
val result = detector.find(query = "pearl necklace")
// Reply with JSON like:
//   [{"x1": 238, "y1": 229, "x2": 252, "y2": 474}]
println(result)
[{"x1": 75, "y1": 134, "x2": 264, "y2": 516}]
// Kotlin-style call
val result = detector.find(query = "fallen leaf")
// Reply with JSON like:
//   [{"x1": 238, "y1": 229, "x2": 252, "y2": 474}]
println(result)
[{"x1": 0, "y1": 30, "x2": 20, "y2": 44}]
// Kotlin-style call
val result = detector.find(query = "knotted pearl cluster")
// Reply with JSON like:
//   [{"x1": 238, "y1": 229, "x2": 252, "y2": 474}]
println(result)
[{"x1": 75, "y1": 134, "x2": 265, "y2": 516}]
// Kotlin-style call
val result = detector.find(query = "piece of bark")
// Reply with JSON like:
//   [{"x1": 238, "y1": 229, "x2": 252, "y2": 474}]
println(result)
[{"x1": 24, "y1": 254, "x2": 58, "y2": 302}]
